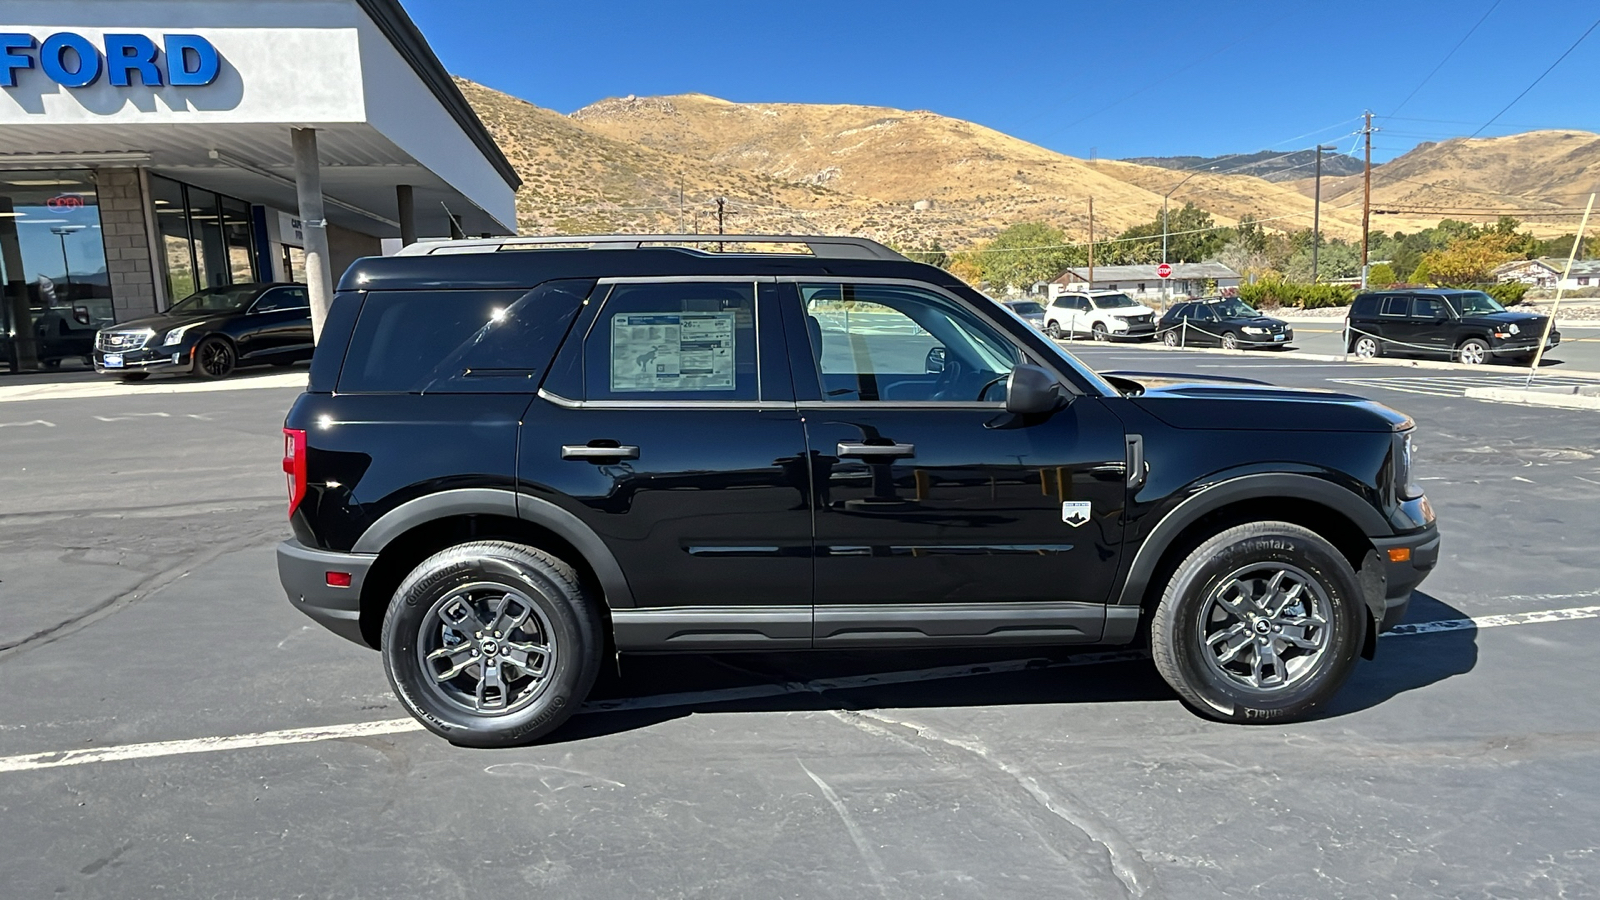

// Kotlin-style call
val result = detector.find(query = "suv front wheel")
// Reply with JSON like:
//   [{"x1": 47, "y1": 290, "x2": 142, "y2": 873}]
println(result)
[
  {"x1": 381, "y1": 541, "x2": 603, "y2": 747},
  {"x1": 1150, "y1": 521, "x2": 1365, "y2": 724}
]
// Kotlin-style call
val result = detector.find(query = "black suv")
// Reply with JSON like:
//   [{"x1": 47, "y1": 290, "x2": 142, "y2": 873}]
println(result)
[
  {"x1": 277, "y1": 235, "x2": 1439, "y2": 747},
  {"x1": 1160, "y1": 297, "x2": 1294, "y2": 350},
  {"x1": 94, "y1": 283, "x2": 311, "y2": 381},
  {"x1": 1346, "y1": 288, "x2": 1558, "y2": 365}
]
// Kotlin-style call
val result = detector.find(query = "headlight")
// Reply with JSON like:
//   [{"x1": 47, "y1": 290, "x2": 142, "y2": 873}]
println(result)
[
  {"x1": 1242, "y1": 326, "x2": 1268, "y2": 334},
  {"x1": 163, "y1": 323, "x2": 200, "y2": 346},
  {"x1": 1395, "y1": 431, "x2": 1423, "y2": 500}
]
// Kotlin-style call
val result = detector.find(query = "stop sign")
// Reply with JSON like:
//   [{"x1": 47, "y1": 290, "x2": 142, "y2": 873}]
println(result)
[{"x1": 1157, "y1": 263, "x2": 1172, "y2": 279}]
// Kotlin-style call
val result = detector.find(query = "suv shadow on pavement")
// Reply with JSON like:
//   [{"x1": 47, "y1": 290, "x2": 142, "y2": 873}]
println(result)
[{"x1": 544, "y1": 591, "x2": 1476, "y2": 745}]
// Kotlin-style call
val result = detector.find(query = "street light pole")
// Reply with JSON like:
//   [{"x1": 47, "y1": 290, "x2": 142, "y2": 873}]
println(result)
[{"x1": 1312, "y1": 143, "x2": 1337, "y2": 284}]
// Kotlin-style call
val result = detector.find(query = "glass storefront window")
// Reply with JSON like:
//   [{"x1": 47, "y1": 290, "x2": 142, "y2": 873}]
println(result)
[
  {"x1": 150, "y1": 175, "x2": 258, "y2": 306},
  {"x1": 0, "y1": 170, "x2": 114, "y2": 370}
]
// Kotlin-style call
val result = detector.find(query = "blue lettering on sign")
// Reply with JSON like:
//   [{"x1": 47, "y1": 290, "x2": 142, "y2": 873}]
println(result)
[{"x1": 0, "y1": 32, "x2": 220, "y2": 89}]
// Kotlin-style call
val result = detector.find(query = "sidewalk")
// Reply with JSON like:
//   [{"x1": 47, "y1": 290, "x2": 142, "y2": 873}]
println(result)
[{"x1": 0, "y1": 370, "x2": 307, "y2": 403}]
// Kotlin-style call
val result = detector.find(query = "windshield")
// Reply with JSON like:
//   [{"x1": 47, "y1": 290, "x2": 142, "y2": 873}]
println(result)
[
  {"x1": 167, "y1": 285, "x2": 262, "y2": 315},
  {"x1": 1008, "y1": 302, "x2": 1045, "y2": 315},
  {"x1": 1093, "y1": 293, "x2": 1138, "y2": 309},
  {"x1": 1212, "y1": 298, "x2": 1259, "y2": 318},
  {"x1": 1445, "y1": 292, "x2": 1506, "y2": 316}
]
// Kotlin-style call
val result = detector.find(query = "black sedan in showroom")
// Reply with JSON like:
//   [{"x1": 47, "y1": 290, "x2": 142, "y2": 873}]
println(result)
[
  {"x1": 1159, "y1": 296, "x2": 1294, "y2": 349},
  {"x1": 93, "y1": 283, "x2": 310, "y2": 381}
]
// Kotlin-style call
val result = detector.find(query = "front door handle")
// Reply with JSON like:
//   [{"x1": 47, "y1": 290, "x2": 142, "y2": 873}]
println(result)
[
  {"x1": 562, "y1": 444, "x2": 639, "y2": 461},
  {"x1": 837, "y1": 441, "x2": 915, "y2": 460}
]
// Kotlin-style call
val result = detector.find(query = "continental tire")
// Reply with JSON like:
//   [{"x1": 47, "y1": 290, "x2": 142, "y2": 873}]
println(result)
[
  {"x1": 380, "y1": 541, "x2": 603, "y2": 747},
  {"x1": 1150, "y1": 521, "x2": 1365, "y2": 724}
]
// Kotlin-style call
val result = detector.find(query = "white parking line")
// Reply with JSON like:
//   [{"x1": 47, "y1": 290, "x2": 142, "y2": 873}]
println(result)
[{"x1": 2, "y1": 603, "x2": 1597, "y2": 775}]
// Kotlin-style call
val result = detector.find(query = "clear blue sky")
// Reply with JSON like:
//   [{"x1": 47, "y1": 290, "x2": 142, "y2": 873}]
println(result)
[{"x1": 407, "y1": 0, "x2": 1599, "y2": 165}]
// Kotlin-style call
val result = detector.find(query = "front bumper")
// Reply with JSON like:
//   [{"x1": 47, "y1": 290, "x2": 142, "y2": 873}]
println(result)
[
  {"x1": 93, "y1": 346, "x2": 194, "y2": 376},
  {"x1": 1109, "y1": 322, "x2": 1158, "y2": 340},
  {"x1": 1239, "y1": 328, "x2": 1293, "y2": 347},
  {"x1": 1367, "y1": 523, "x2": 1441, "y2": 631},
  {"x1": 1489, "y1": 330, "x2": 1560, "y2": 356},
  {"x1": 277, "y1": 540, "x2": 377, "y2": 647}
]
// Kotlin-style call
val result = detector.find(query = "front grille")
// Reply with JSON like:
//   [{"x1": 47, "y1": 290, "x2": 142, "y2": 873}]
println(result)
[
  {"x1": 1125, "y1": 314, "x2": 1153, "y2": 326},
  {"x1": 97, "y1": 330, "x2": 151, "y2": 352}
]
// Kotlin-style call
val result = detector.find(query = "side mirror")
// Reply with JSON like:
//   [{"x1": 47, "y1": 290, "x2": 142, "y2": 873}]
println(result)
[
  {"x1": 925, "y1": 346, "x2": 947, "y2": 374},
  {"x1": 1005, "y1": 364, "x2": 1064, "y2": 415}
]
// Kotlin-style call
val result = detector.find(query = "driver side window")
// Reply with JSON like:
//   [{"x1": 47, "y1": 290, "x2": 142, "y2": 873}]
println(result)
[{"x1": 801, "y1": 283, "x2": 1022, "y2": 403}]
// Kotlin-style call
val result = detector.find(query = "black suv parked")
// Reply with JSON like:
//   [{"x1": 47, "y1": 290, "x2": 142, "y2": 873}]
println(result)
[
  {"x1": 1159, "y1": 297, "x2": 1294, "y2": 350},
  {"x1": 278, "y1": 235, "x2": 1438, "y2": 747},
  {"x1": 1346, "y1": 288, "x2": 1558, "y2": 365},
  {"x1": 94, "y1": 283, "x2": 311, "y2": 381}
]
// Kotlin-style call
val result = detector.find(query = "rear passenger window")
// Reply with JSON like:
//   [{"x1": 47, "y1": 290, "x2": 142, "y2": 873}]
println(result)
[
  {"x1": 1380, "y1": 296, "x2": 1409, "y2": 317},
  {"x1": 423, "y1": 280, "x2": 593, "y2": 393},
  {"x1": 1351, "y1": 295, "x2": 1380, "y2": 317},
  {"x1": 338, "y1": 289, "x2": 527, "y2": 393},
  {"x1": 582, "y1": 281, "x2": 758, "y2": 401}
]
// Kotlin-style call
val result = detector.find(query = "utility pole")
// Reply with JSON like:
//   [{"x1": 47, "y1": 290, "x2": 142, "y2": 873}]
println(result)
[
  {"x1": 1312, "y1": 144, "x2": 1337, "y2": 285},
  {"x1": 1361, "y1": 111, "x2": 1374, "y2": 285},
  {"x1": 716, "y1": 196, "x2": 725, "y2": 236},
  {"x1": 1087, "y1": 197, "x2": 1095, "y2": 289},
  {"x1": 678, "y1": 174, "x2": 685, "y2": 234}
]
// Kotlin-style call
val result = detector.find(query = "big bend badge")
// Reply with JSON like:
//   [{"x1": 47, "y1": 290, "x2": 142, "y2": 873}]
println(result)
[{"x1": 1061, "y1": 501, "x2": 1091, "y2": 527}]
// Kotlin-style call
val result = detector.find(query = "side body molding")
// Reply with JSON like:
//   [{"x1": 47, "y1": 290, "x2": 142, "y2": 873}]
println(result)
[
  {"x1": 350, "y1": 488, "x2": 638, "y2": 608},
  {"x1": 1115, "y1": 472, "x2": 1389, "y2": 610}
]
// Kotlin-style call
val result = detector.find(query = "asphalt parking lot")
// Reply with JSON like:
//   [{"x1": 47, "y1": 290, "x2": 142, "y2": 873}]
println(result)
[{"x1": 3, "y1": 350, "x2": 1600, "y2": 899}]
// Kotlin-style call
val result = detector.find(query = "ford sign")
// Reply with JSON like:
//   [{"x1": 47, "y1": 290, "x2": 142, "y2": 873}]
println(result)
[{"x1": 0, "y1": 33, "x2": 220, "y2": 88}]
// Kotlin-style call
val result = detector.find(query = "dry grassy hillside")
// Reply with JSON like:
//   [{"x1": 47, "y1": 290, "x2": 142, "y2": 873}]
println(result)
[{"x1": 1295, "y1": 130, "x2": 1600, "y2": 235}]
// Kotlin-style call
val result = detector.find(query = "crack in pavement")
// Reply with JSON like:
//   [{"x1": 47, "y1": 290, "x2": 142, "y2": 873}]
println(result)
[
  {"x1": 834, "y1": 709, "x2": 1159, "y2": 899},
  {"x1": 798, "y1": 760, "x2": 896, "y2": 899}
]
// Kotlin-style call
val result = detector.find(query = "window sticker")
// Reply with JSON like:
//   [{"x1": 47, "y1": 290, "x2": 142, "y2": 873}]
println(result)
[{"x1": 610, "y1": 312, "x2": 736, "y2": 391}]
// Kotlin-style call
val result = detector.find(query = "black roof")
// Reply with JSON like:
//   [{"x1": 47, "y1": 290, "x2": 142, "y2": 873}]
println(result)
[{"x1": 340, "y1": 247, "x2": 950, "y2": 292}]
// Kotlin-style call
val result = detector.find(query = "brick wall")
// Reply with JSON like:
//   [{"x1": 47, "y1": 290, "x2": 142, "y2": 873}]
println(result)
[{"x1": 95, "y1": 167, "x2": 159, "y2": 321}]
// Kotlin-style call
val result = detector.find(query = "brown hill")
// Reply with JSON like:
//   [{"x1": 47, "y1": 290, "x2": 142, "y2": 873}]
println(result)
[{"x1": 1295, "y1": 130, "x2": 1600, "y2": 233}]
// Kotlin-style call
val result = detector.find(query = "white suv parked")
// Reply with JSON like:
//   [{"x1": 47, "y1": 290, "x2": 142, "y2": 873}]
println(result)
[{"x1": 1043, "y1": 291, "x2": 1158, "y2": 341}]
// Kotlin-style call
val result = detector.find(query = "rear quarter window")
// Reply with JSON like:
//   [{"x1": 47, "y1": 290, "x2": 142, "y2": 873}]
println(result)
[
  {"x1": 1350, "y1": 295, "x2": 1380, "y2": 318},
  {"x1": 337, "y1": 289, "x2": 533, "y2": 393}
]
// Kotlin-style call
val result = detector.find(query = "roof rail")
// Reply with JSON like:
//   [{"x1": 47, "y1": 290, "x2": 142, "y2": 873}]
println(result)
[{"x1": 392, "y1": 234, "x2": 908, "y2": 261}]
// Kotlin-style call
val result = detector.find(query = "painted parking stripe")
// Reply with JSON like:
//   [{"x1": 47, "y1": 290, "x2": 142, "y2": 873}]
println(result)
[{"x1": 2, "y1": 604, "x2": 1598, "y2": 775}]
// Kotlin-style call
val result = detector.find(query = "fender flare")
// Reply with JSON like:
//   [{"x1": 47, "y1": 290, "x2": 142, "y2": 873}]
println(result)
[
  {"x1": 1115, "y1": 472, "x2": 1388, "y2": 610},
  {"x1": 352, "y1": 488, "x2": 637, "y2": 608}
]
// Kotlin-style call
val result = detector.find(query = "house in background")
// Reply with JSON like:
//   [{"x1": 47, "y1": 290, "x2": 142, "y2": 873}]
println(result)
[
  {"x1": 1494, "y1": 257, "x2": 1600, "y2": 290},
  {"x1": 1048, "y1": 262, "x2": 1242, "y2": 302}
]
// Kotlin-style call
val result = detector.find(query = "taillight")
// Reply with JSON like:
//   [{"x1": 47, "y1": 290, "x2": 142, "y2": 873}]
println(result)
[{"x1": 283, "y1": 428, "x2": 307, "y2": 516}]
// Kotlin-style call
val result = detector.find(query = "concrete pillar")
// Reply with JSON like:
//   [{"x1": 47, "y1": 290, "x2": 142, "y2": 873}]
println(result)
[
  {"x1": 396, "y1": 184, "x2": 416, "y2": 246},
  {"x1": 97, "y1": 168, "x2": 159, "y2": 321},
  {"x1": 291, "y1": 127, "x2": 334, "y2": 342}
]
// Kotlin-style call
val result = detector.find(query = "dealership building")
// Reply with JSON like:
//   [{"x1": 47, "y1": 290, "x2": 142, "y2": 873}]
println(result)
[{"x1": 0, "y1": 0, "x2": 518, "y2": 370}]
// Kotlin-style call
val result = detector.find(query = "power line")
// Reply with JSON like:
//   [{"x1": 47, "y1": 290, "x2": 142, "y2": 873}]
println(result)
[
  {"x1": 1469, "y1": 16, "x2": 1600, "y2": 138},
  {"x1": 1387, "y1": 0, "x2": 1503, "y2": 118}
]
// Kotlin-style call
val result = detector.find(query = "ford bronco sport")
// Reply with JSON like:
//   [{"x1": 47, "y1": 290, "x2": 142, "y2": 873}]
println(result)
[{"x1": 278, "y1": 234, "x2": 1439, "y2": 747}]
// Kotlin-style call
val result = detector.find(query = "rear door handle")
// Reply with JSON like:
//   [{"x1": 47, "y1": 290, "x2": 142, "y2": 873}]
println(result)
[
  {"x1": 837, "y1": 441, "x2": 915, "y2": 460},
  {"x1": 562, "y1": 444, "x2": 639, "y2": 461}
]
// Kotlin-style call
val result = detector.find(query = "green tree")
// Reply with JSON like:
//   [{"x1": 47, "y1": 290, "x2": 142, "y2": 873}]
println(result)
[
  {"x1": 1367, "y1": 262, "x2": 1398, "y2": 285},
  {"x1": 1099, "y1": 203, "x2": 1228, "y2": 266},
  {"x1": 977, "y1": 222, "x2": 1084, "y2": 290}
]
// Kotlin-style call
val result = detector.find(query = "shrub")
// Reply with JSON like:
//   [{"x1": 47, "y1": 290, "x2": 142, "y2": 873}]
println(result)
[
  {"x1": 1485, "y1": 282, "x2": 1530, "y2": 306},
  {"x1": 1367, "y1": 262, "x2": 1397, "y2": 286},
  {"x1": 1237, "y1": 280, "x2": 1356, "y2": 309}
]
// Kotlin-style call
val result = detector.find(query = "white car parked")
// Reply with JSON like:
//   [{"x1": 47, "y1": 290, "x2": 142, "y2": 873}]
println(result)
[{"x1": 1043, "y1": 291, "x2": 1159, "y2": 341}]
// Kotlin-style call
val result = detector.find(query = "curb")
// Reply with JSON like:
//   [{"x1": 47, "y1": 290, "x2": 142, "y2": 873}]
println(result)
[
  {"x1": 1059, "y1": 339, "x2": 1600, "y2": 380},
  {"x1": 0, "y1": 373, "x2": 308, "y2": 404},
  {"x1": 1464, "y1": 387, "x2": 1600, "y2": 411}
]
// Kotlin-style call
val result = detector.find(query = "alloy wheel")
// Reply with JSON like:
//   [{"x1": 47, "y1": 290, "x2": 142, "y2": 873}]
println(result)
[
  {"x1": 1458, "y1": 340, "x2": 1488, "y2": 366},
  {"x1": 417, "y1": 583, "x2": 557, "y2": 714},
  {"x1": 1222, "y1": 332, "x2": 1238, "y2": 350},
  {"x1": 1197, "y1": 563, "x2": 1332, "y2": 693},
  {"x1": 200, "y1": 341, "x2": 234, "y2": 377},
  {"x1": 1354, "y1": 336, "x2": 1378, "y2": 359}
]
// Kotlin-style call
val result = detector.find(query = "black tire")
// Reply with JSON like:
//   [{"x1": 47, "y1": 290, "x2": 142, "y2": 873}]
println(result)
[
  {"x1": 1162, "y1": 329, "x2": 1180, "y2": 347},
  {"x1": 1044, "y1": 320, "x2": 1062, "y2": 339},
  {"x1": 381, "y1": 541, "x2": 603, "y2": 747},
  {"x1": 195, "y1": 336, "x2": 236, "y2": 379},
  {"x1": 1456, "y1": 337, "x2": 1490, "y2": 366},
  {"x1": 1091, "y1": 322, "x2": 1109, "y2": 342},
  {"x1": 1351, "y1": 334, "x2": 1382, "y2": 359},
  {"x1": 1220, "y1": 331, "x2": 1239, "y2": 351},
  {"x1": 1150, "y1": 521, "x2": 1366, "y2": 724},
  {"x1": 118, "y1": 372, "x2": 149, "y2": 382}
]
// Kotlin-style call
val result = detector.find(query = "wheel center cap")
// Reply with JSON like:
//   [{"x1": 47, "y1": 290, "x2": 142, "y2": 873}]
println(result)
[
  {"x1": 481, "y1": 640, "x2": 499, "y2": 656},
  {"x1": 1253, "y1": 619, "x2": 1272, "y2": 635}
]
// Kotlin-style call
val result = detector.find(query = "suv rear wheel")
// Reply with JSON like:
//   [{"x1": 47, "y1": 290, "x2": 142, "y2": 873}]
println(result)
[
  {"x1": 1150, "y1": 521, "x2": 1365, "y2": 724},
  {"x1": 1352, "y1": 335, "x2": 1381, "y2": 359},
  {"x1": 381, "y1": 541, "x2": 603, "y2": 747}
]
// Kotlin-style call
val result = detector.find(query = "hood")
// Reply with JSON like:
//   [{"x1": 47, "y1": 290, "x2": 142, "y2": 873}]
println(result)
[
  {"x1": 1462, "y1": 310, "x2": 1547, "y2": 328},
  {"x1": 1110, "y1": 305, "x2": 1156, "y2": 317},
  {"x1": 102, "y1": 310, "x2": 226, "y2": 333},
  {"x1": 1105, "y1": 372, "x2": 1411, "y2": 433}
]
